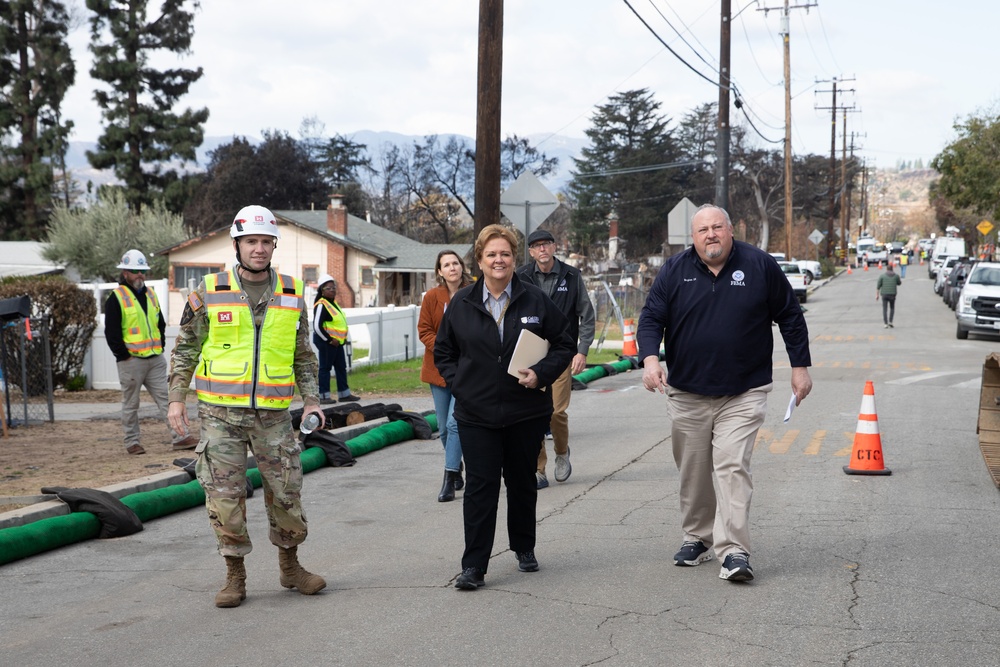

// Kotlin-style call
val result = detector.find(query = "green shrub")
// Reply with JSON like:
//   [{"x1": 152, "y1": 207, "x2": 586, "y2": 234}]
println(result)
[{"x1": 0, "y1": 276, "x2": 97, "y2": 390}]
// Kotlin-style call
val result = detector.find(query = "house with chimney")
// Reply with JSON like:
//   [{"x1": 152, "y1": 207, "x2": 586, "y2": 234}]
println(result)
[{"x1": 156, "y1": 195, "x2": 472, "y2": 326}]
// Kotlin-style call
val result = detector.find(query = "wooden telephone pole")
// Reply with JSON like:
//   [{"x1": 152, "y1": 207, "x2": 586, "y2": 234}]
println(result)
[
  {"x1": 759, "y1": 1, "x2": 815, "y2": 260},
  {"x1": 474, "y1": 0, "x2": 503, "y2": 245},
  {"x1": 816, "y1": 76, "x2": 856, "y2": 259}
]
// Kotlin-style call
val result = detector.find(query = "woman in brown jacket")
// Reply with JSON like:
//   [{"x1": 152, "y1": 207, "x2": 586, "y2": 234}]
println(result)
[{"x1": 419, "y1": 250, "x2": 472, "y2": 502}]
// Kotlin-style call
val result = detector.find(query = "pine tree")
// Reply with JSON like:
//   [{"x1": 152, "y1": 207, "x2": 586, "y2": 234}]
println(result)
[
  {"x1": 0, "y1": 0, "x2": 75, "y2": 240},
  {"x1": 85, "y1": 0, "x2": 208, "y2": 213},
  {"x1": 567, "y1": 89, "x2": 698, "y2": 258}
]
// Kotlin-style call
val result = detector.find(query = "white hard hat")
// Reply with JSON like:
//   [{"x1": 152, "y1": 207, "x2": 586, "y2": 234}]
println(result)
[
  {"x1": 317, "y1": 273, "x2": 336, "y2": 287},
  {"x1": 116, "y1": 249, "x2": 149, "y2": 271},
  {"x1": 231, "y1": 205, "x2": 280, "y2": 238}
]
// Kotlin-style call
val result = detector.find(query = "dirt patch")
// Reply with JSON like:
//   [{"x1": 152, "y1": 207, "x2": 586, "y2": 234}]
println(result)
[{"x1": 0, "y1": 390, "x2": 422, "y2": 513}]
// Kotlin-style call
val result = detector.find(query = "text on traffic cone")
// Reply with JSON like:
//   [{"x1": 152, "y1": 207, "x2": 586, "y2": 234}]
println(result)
[{"x1": 844, "y1": 380, "x2": 891, "y2": 475}]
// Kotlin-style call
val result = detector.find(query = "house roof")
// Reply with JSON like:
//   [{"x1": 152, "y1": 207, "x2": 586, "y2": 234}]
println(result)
[
  {"x1": 158, "y1": 209, "x2": 472, "y2": 272},
  {"x1": 0, "y1": 242, "x2": 65, "y2": 278}
]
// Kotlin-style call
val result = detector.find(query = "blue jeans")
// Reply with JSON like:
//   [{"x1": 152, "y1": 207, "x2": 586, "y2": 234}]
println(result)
[
  {"x1": 430, "y1": 384, "x2": 462, "y2": 471},
  {"x1": 313, "y1": 333, "x2": 350, "y2": 398}
]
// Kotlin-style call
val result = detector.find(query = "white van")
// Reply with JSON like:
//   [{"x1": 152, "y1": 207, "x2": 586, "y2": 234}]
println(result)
[
  {"x1": 930, "y1": 237, "x2": 967, "y2": 278},
  {"x1": 856, "y1": 236, "x2": 876, "y2": 264}
]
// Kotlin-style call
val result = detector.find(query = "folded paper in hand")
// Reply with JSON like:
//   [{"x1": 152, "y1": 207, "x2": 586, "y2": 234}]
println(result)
[{"x1": 507, "y1": 329, "x2": 549, "y2": 379}]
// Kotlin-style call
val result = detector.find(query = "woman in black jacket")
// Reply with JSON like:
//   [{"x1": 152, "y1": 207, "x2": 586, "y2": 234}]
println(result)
[{"x1": 435, "y1": 224, "x2": 575, "y2": 590}]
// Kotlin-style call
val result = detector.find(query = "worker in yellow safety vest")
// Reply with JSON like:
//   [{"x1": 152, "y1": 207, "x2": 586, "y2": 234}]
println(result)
[
  {"x1": 105, "y1": 249, "x2": 198, "y2": 456},
  {"x1": 312, "y1": 274, "x2": 359, "y2": 403},
  {"x1": 167, "y1": 204, "x2": 326, "y2": 608}
]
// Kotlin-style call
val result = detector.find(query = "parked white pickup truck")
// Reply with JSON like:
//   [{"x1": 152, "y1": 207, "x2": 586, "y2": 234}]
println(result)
[
  {"x1": 770, "y1": 253, "x2": 822, "y2": 280},
  {"x1": 778, "y1": 261, "x2": 810, "y2": 304}
]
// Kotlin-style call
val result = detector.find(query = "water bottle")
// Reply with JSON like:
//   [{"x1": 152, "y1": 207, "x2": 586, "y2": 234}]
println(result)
[{"x1": 300, "y1": 413, "x2": 321, "y2": 436}]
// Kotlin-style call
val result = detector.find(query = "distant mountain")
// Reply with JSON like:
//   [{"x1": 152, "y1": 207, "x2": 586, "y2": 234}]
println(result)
[{"x1": 62, "y1": 131, "x2": 589, "y2": 197}]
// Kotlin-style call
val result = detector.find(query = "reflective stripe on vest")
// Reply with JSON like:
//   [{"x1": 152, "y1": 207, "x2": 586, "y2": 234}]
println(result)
[
  {"x1": 317, "y1": 297, "x2": 348, "y2": 344},
  {"x1": 195, "y1": 269, "x2": 304, "y2": 409},
  {"x1": 114, "y1": 286, "x2": 163, "y2": 357}
]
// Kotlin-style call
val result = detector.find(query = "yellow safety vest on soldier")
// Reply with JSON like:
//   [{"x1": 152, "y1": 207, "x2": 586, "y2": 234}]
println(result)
[
  {"x1": 316, "y1": 297, "x2": 348, "y2": 344},
  {"x1": 113, "y1": 285, "x2": 163, "y2": 357},
  {"x1": 195, "y1": 269, "x2": 304, "y2": 410}
]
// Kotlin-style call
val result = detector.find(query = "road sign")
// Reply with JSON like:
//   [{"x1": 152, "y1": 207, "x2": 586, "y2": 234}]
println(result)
[
  {"x1": 667, "y1": 197, "x2": 697, "y2": 247},
  {"x1": 808, "y1": 229, "x2": 825, "y2": 245},
  {"x1": 977, "y1": 220, "x2": 994, "y2": 236},
  {"x1": 499, "y1": 171, "x2": 558, "y2": 237}
]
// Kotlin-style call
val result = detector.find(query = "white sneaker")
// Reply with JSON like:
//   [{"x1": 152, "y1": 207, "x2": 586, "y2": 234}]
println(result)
[{"x1": 554, "y1": 447, "x2": 572, "y2": 482}]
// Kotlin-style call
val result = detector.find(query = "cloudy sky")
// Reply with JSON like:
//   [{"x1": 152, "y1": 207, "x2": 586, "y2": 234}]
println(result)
[{"x1": 61, "y1": 0, "x2": 999, "y2": 170}]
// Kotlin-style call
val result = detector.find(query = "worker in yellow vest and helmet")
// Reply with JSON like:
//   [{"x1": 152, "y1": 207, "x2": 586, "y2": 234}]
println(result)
[
  {"x1": 167, "y1": 204, "x2": 326, "y2": 608},
  {"x1": 104, "y1": 248, "x2": 198, "y2": 456}
]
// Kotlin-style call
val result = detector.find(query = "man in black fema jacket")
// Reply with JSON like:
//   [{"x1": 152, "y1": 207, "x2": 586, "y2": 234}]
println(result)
[
  {"x1": 636, "y1": 204, "x2": 812, "y2": 584},
  {"x1": 516, "y1": 229, "x2": 595, "y2": 490}
]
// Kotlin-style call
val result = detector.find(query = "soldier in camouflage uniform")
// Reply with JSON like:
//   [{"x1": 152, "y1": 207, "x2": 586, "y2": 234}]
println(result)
[{"x1": 167, "y1": 205, "x2": 327, "y2": 608}]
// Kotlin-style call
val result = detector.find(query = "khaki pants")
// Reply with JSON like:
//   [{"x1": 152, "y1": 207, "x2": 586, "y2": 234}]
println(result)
[
  {"x1": 667, "y1": 384, "x2": 771, "y2": 560},
  {"x1": 195, "y1": 411, "x2": 308, "y2": 557},
  {"x1": 537, "y1": 364, "x2": 571, "y2": 474},
  {"x1": 117, "y1": 354, "x2": 188, "y2": 448}
]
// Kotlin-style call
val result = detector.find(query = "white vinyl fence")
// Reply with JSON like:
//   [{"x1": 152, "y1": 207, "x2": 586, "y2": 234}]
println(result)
[{"x1": 84, "y1": 303, "x2": 424, "y2": 390}]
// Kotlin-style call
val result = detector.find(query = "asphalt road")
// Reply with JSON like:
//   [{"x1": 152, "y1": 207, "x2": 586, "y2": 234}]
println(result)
[{"x1": 3, "y1": 266, "x2": 999, "y2": 667}]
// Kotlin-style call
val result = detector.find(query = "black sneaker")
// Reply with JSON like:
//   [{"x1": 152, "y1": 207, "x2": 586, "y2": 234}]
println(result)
[
  {"x1": 673, "y1": 540, "x2": 713, "y2": 566},
  {"x1": 515, "y1": 551, "x2": 539, "y2": 572},
  {"x1": 340, "y1": 393, "x2": 360, "y2": 402},
  {"x1": 455, "y1": 567, "x2": 485, "y2": 589},
  {"x1": 719, "y1": 552, "x2": 754, "y2": 582}
]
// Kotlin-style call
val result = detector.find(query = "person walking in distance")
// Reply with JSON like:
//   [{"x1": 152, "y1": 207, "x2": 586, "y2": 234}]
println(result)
[
  {"x1": 516, "y1": 229, "x2": 595, "y2": 489},
  {"x1": 167, "y1": 205, "x2": 327, "y2": 608},
  {"x1": 876, "y1": 262, "x2": 902, "y2": 328},
  {"x1": 419, "y1": 250, "x2": 472, "y2": 502},
  {"x1": 104, "y1": 249, "x2": 198, "y2": 456},
  {"x1": 636, "y1": 204, "x2": 812, "y2": 583},
  {"x1": 899, "y1": 249, "x2": 909, "y2": 278},
  {"x1": 312, "y1": 275, "x2": 359, "y2": 403}
]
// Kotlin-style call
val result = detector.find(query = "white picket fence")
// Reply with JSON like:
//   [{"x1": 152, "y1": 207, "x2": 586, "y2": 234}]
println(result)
[{"x1": 84, "y1": 303, "x2": 424, "y2": 390}]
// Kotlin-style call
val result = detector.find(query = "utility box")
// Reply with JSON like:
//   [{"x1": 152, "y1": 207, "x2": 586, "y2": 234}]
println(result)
[{"x1": 976, "y1": 353, "x2": 1000, "y2": 488}]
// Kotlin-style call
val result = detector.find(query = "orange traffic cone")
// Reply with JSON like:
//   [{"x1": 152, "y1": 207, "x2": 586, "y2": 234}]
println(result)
[
  {"x1": 847, "y1": 265, "x2": 853, "y2": 275},
  {"x1": 622, "y1": 318, "x2": 638, "y2": 356},
  {"x1": 877, "y1": 259, "x2": 883, "y2": 269},
  {"x1": 844, "y1": 381, "x2": 891, "y2": 475},
  {"x1": 864, "y1": 262, "x2": 869, "y2": 272}
]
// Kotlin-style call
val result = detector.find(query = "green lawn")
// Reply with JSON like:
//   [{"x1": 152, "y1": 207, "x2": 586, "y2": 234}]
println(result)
[{"x1": 344, "y1": 347, "x2": 630, "y2": 395}]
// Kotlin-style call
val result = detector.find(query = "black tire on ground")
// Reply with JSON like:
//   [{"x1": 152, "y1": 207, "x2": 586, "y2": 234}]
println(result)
[{"x1": 957, "y1": 324, "x2": 969, "y2": 340}]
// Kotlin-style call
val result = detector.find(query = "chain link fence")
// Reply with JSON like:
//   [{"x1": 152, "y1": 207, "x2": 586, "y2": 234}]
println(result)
[{"x1": 1, "y1": 317, "x2": 54, "y2": 428}]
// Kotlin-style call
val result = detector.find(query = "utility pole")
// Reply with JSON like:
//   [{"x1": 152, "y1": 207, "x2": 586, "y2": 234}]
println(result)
[
  {"x1": 714, "y1": 0, "x2": 731, "y2": 212},
  {"x1": 474, "y1": 0, "x2": 503, "y2": 246},
  {"x1": 758, "y1": 1, "x2": 815, "y2": 260},
  {"x1": 843, "y1": 131, "x2": 865, "y2": 261},
  {"x1": 816, "y1": 76, "x2": 856, "y2": 259}
]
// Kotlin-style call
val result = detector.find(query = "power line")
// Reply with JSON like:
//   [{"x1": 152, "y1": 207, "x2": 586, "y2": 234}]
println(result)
[
  {"x1": 575, "y1": 159, "x2": 707, "y2": 178},
  {"x1": 621, "y1": 0, "x2": 721, "y2": 88}
]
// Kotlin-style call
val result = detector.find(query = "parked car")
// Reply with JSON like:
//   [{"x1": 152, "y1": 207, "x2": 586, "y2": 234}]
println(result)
[
  {"x1": 934, "y1": 257, "x2": 961, "y2": 295},
  {"x1": 864, "y1": 243, "x2": 890, "y2": 266},
  {"x1": 943, "y1": 260, "x2": 974, "y2": 309},
  {"x1": 888, "y1": 241, "x2": 905, "y2": 255},
  {"x1": 769, "y1": 253, "x2": 821, "y2": 280},
  {"x1": 778, "y1": 261, "x2": 809, "y2": 304},
  {"x1": 956, "y1": 262, "x2": 1000, "y2": 339}
]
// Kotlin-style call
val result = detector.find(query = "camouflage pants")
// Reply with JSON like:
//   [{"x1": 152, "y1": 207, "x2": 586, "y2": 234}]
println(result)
[{"x1": 195, "y1": 411, "x2": 307, "y2": 557}]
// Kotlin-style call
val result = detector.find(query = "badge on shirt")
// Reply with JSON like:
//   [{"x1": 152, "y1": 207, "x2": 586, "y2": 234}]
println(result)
[
  {"x1": 188, "y1": 291, "x2": 204, "y2": 311},
  {"x1": 217, "y1": 311, "x2": 236, "y2": 325}
]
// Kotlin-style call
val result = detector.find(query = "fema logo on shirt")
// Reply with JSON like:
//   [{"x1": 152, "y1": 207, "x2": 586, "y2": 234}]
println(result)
[{"x1": 731, "y1": 270, "x2": 746, "y2": 287}]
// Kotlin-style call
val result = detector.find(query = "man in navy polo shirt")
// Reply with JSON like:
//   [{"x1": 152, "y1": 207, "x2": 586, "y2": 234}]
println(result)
[{"x1": 636, "y1": 204, "x2": 812, "y2": 583}]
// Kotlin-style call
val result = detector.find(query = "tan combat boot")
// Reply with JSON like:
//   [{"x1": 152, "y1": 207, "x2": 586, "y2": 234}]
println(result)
[
  {"x1": 215, "y1": 555, "x2": 247, "y2": 608},
  {"x1": 278, "y1": 546, "x2": 326, "y2": 595}
]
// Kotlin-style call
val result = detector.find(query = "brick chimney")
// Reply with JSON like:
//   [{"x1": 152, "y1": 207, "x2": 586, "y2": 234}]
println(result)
[
  {"x1": 327, "y1": 193, "x2": 347, "y2": 235},
  {"x1": 326, "y1": 194, "x2": 354, "y2": 307},
  {"x1": 608, "y1": 210, "x2": 620, "y2": 262}
]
